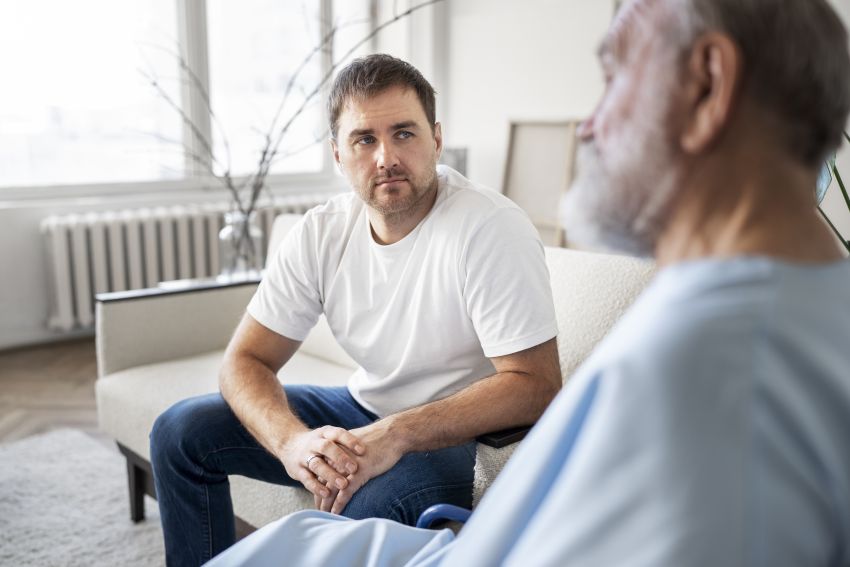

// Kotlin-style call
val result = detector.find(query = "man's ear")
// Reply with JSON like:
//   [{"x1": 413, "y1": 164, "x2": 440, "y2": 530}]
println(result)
[
  {"x1": 434, "y1": 122, "x2": 443, "y2": 158},
  {"x1": 680, "y1": 32, "x2": 742, "y2": 154},
  {"x1": 330, "y1": 138, "x2": 341, "y2": 170}
]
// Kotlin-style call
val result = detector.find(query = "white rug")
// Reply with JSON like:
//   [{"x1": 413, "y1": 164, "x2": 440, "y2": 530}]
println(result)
[{"x1": 0, "y1": 429, "x2": 164, "y2": 567}]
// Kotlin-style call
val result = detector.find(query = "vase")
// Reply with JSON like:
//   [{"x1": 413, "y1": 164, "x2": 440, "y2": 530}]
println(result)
[{"x1": 218, "y1": 210, "x2": 263, "y2": 279}]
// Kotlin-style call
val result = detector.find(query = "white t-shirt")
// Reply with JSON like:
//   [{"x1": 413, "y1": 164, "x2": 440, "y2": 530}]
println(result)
[{"x1": 247, "y1": 165, "x2": 558, "y2": 417}]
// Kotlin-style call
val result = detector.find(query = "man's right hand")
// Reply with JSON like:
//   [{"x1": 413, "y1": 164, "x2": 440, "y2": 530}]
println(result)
[{"x1": 278, "y1": 426, "x2": 366, "y2": 500}]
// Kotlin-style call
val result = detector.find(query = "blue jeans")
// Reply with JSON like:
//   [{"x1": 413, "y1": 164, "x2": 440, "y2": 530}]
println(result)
[{"x1": 150, "y1": 385, "x2": 476, "y2": 566}]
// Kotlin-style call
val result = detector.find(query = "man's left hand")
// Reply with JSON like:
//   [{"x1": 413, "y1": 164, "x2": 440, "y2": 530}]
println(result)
[{"x1": 315, "y1": 419, "x2": 406, "y2": 515}]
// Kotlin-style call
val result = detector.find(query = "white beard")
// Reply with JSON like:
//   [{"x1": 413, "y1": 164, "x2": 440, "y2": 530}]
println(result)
[{"x1": 560, "y1": 123, "x2": 680, "y2": 258}]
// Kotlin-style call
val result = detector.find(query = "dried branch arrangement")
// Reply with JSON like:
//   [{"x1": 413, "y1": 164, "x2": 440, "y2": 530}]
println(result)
[{"x1": 142, "y1": 0, "x2": 444, "y2": 218}]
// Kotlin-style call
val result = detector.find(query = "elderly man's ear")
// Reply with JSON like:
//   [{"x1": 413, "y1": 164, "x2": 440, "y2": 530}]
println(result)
[{"x1": 679, "y1": 32, "x2": 743, "y2": 154}]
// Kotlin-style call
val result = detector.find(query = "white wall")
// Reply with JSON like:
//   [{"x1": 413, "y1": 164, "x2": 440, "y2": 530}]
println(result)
[{"x1": 441, "y1": 0, "x2": 613, "y2": 190}]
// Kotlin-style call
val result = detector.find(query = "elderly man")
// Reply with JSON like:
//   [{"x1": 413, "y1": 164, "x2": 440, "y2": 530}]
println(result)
[
  {"x1": 150, "y1": 54, "x2": 561, "y2": 566},
  {"x1": 206, "y1": 0, "x2": 850, "y2": 565}
]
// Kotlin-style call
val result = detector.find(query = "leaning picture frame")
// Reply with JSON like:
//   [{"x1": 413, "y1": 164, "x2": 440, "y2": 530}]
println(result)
[{"x1": 502, "y1": 120, "x2": 581, "y2": 247}]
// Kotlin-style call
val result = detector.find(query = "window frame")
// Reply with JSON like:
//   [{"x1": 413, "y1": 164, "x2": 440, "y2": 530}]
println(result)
[{"x1": 0, "y1": 0, "x2": 340, "y2": 201}]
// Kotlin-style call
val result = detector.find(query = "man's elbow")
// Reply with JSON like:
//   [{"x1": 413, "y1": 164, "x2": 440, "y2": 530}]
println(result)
[
  {"x1": 540, "y1": 375, "x2": 562, "y2": 409},
  {"x1": 218, "y1": 349, "x2": 248, "y2": 400}
]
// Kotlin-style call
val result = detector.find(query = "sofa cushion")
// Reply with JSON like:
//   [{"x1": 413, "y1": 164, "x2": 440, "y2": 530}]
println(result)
[
  {"x1": 546, "y1": 248, "x2": 655, "y2": 381},
  {"x1": 96, "y1": 350, "x2": 352, "y2": 462}
]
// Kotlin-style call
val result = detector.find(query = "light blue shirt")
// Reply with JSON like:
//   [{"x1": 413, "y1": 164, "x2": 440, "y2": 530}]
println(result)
[{"x1": 208, "y1": 257, "x2": 850, "y2": 567}]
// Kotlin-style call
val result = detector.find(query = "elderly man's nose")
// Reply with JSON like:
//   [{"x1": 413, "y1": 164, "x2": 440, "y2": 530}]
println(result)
[{"x1": 578, "y1": 114, "x2": 595, "y2": 141}]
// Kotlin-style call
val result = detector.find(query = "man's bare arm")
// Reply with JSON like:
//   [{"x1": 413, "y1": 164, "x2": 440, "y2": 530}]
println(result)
[
  {"x1": 322, "y1": 338, "x2": 562, "y2": 514},
  {"x1": 387, "y1": 337, "x2": 562, "y2": 451},
  {"x1": 219, "y1": 313, "x2": 365, "y2": 499}
]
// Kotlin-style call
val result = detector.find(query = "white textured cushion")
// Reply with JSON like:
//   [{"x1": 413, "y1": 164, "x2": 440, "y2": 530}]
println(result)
[{"x1": 546, "y1": 247, "x2": 655, "y2": 380}]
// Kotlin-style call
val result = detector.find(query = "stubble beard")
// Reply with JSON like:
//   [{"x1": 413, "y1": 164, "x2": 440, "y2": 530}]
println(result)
[{"x1": 363, "y1": 165, "x2": 439, "y2": 222}]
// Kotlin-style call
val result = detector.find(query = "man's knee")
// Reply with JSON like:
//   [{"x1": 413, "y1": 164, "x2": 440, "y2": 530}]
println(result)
[
  {"x1": 343, "y1": 448, "x2": 475, "y2": 525},
  {"x1": 150, "y1": 394, "x2": 224, "y2": 469}
]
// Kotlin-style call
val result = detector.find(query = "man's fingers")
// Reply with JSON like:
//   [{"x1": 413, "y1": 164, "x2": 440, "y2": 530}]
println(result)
[
  {"x1": 320, "y1": 493, "x2": 336, "y2": 513},
  {"x1": 307, "y1": 454, "x2": 349, "y2": 490},
  {"x1": 321, "y1": 426, "x2": 366, "y2": 456},
  {"x1": 299, "y1": 469, "x2": 330, "y2": 499},
  {"x1": 314, "y1": 437, "x2": 359, "y2": 476},
  {"x1": 331, "y1": 486, "x2": 354, "y2": 515}
]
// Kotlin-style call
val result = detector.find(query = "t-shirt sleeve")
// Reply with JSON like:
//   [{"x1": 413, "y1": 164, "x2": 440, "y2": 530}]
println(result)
[
  {"x1": 246, "y1": 214, "x2": 322, "y2": 341},
  {"x1": 462, "y1": 207, "x2": 558, "y2": 358}
]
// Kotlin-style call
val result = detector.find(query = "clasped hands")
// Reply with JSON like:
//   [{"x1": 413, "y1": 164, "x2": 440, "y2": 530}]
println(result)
[{"x1": 279, "y1": 421, "x2": 402, "y2": 515}]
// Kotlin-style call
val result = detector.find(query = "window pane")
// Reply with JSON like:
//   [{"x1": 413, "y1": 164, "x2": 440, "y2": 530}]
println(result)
[
  {"x1": 207, "y1": 0, "x2": 325, "y2": 177},
  {"x1": 0, "y1": 1, "x2": 183, "y2": 188}
]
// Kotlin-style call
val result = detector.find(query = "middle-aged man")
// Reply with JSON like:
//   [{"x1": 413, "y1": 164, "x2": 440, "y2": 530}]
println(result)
[
  {"x1": 206, "y1": 0, "x2": 850, "y2": 565},
  {"x1": 150, "y1": 54, "x2": 562, "y2": 566}
]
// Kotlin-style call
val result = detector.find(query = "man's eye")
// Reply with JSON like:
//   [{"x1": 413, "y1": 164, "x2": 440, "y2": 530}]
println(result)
[
  {"x1": 357, "y1": 135, "x2": 376, "y2": 145},
  {"x1": 397, "y1": 131, "x2": 413, "y2": 139}
]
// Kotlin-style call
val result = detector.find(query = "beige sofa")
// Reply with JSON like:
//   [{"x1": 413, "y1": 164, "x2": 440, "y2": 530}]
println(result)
[{"x1": 95, "y1": 214, "x2": 655, "y2": 534}]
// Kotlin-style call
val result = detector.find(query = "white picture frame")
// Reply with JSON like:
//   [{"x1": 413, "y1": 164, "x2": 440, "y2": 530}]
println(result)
[{"x1": 502, "y1": 120, "x2": 581, "y2": 247}]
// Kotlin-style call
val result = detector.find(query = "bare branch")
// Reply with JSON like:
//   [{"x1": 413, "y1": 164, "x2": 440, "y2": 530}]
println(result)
[
  {"x1": 139, "y1": 67, "x2": 223, "y2": 175},
  {"x1": 269, "y1": 131, "x2": 329, "y2": 165},
  {"x1": 265, "y1": 16, "x2": 372, "y2": 147},
  {"x1": 139, "y1": 41, "x2": 233, "y2": 173},
  {"x1": 143, "y1": 0, "x2": 442, "y2": 224}
]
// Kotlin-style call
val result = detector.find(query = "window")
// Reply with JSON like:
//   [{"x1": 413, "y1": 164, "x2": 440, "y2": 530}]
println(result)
[
  {"x1": 206, "y1": 0, "x2": 326, "y2": 176},
  {"x1": 0, "y1": 1, "x2": 183, "y2": 188},
  {"x1": 0, "y1": 0, "x2": 336, "y2": 190}
]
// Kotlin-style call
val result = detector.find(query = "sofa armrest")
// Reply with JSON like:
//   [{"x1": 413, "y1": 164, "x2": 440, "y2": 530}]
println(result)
[
  {"x1": 476, "y1": 425, "x2": 530, "y2": 448},
  {"x1": 95, "y1": 278, "x2": 259, "y2": 377}
]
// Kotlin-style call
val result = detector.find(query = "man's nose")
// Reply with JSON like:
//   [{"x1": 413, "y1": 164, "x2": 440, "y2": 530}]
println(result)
[
  {"x1": 376, "y1": 142, "x2": 399, "y2": 170},
  {"x1": 577, "y1": 114, "x2": 595, "y2": 142}
]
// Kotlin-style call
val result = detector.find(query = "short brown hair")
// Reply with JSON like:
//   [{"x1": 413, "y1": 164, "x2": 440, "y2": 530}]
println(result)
[{"x1": 327, "y1": 54, "x2": 437, "y2": 140}]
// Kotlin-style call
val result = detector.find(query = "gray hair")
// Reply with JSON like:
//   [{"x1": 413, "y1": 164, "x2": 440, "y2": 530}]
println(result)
[{"x1": 669, "y1": 0, "x2": 850, "y2": 166}]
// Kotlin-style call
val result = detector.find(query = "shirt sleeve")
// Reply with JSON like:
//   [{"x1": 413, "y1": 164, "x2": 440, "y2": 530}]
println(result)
[
  {"x1": 442, "y1": 357, "x2": 748, "y2": 566},
  {"x1": 462, "y1": 207, "x2": 558, "y2": 358},
  {"x1": 246, "y1": 213, "x2": 322, "y2": 341}
]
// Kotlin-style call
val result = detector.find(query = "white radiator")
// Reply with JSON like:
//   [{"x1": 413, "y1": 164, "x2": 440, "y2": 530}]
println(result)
[{"x1": 40, "y1": 195, "x2": 332, "y2": 331}]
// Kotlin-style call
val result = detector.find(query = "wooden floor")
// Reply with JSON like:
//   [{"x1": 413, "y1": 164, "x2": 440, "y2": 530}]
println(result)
[{"x1": 0, "y1": 338, "x2": 109, "y2": 445}]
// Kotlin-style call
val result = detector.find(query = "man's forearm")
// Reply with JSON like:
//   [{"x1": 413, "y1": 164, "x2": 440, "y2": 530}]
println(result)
[
  {"x1": 384, "y1": 370, "x2": 560, "y2": 455},
  {"x1": 219, "y1": 355, "x2": 307, "y2": 458}
]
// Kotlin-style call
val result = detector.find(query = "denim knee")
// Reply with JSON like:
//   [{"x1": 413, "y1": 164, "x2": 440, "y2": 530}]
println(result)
[{"x1": 150, "y1": 396, "x2": 206, "y2": 471}]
